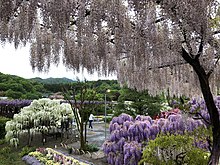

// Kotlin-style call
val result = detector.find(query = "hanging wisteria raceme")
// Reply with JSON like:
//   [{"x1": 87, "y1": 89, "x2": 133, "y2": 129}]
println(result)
[
  {"x1": 0, "y1": 99, "x2": 32, "y2": 118},
  {"x1": 0, "y1": 99, "x2": 32, "y2": 107},
  {"x1": 0, "y1": 1, "x2": 220, "y2": 97},
  {"x1": 5, "y1": 98, "x2": 75, "y2": 147},
  {"x1": 189, "y1": 96, "x2": 220, "y2": 126},
  {"x1": 103, "y1": 113, "x2": 207, "y2": 165}
]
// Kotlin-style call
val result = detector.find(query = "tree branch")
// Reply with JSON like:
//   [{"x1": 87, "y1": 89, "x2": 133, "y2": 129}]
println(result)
[
  {"x1": 207, "y1": 136, "x2": 212, "y2": 152},
  {"x1": 175, "y1": 151, "x2": 187, "y2": 163},
  {"x1": 191, "y1": 113, "x2": 211, "y2": 125},
  {"x1": 195, "y1": 28, "x2": 204, "y2": 60},
  {"x1": 181, "y1": 47, "x2": 194, "y2": 65},
  {"x1": 207, "y1": 56, "x2": 220, "y2": 78},
  {"x1": 155, "y1": 17, "x2": 165, "y2": 23},
  {"x1": 207, "y1": 37, "x2": 220, "y2": 78},
  {"x1": 212, "y1": 30, "x2": 220, "y2": 35}
]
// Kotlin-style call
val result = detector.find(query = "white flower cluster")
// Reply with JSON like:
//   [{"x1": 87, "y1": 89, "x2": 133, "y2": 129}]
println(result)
[{"x1": 5, "y1": 98, "x2": 76, "y2": 147}]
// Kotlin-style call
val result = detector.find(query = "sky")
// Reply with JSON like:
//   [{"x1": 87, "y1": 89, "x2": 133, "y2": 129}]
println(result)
[{"x1": 0, "y1": 43, "x2": 117, "y2": 81}]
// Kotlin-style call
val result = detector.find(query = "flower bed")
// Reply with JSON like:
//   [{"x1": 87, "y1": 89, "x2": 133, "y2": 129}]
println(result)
[{"x1": 23, "y1": 147, "x2": 91, "y2": 165}]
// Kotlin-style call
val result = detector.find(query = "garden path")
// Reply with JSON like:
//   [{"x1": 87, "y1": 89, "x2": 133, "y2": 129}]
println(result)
[{"x1": 56, "y1": 122, "x2": 110, "y2": 165}]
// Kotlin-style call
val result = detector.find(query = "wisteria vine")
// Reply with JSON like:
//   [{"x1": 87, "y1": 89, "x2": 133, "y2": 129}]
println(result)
[{"x1": 103, "y1": 110, "x2": 206, "y2": 165}]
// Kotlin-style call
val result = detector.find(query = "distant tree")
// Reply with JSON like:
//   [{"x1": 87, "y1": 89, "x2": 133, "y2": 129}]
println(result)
[
  {"x1": 0, "y1": 83, "x2": 9, "y2": 91},
  {"x1": 5, "y1": 89, "x2": 22, "y2": 99},
  {"x1": 8, "y1": 83, "x2": 25, "y2": 93},
  {"x1": 64, "y1": 81, "x2": 102, "y2": 150},
  {"x1": 116, "y1": 87, "x2": 163, "y2": 117},
  {"x1": 22, "y1": 92, "x2": 41, "y2": 100},
  {"x1": 21, "y1": 81, "x2": 33, "y2": 92}
]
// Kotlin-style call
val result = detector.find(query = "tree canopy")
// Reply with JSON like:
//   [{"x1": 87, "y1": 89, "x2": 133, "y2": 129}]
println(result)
[{"x1": 1, "y1": 0, "x2": 220, "y2": 97}]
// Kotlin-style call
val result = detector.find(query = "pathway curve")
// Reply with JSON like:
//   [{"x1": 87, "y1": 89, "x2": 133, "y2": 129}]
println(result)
[{"x1": 58, "y1": 122, "x2": 110, "y2": 165}]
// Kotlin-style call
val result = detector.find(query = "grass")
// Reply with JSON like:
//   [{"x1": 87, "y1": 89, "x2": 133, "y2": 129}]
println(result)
[{"x1": 0, "y1": 143, "x2": 25, "y2": 165}]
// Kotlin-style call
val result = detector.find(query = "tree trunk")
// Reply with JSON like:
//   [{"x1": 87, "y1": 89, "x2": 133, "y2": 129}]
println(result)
[
  {"x1": 80, "y1": 121, "x2": 85, "y2": 150},
  {"x1": 191, "y1": 62, "x2": 220, "y2": 165},
  {"x1": 84, "y1": 121, "x2": 88, "y2": 144},
  {"x1": 28, "y1": 129, "x2": 31, "y2": 146},
  {"x1": 210, "y1": 136, "x2": 220, "y2": 165},
  {"x1": 181, "y1": 48, "x2": 220, "y2": 164}
]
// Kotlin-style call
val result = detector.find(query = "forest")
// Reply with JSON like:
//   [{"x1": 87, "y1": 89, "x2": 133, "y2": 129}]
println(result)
[
  {"x1": 0, "y1": 72, "x2": 163, "y2": 118},
  {"x1": 0, "y1": 72, "x2": 45, "y2": 99}
]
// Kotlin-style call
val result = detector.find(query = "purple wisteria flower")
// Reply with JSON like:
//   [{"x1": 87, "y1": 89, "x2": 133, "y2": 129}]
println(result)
[{"x1": 103, "y1": 111, "x2": 207, "y2": 165}]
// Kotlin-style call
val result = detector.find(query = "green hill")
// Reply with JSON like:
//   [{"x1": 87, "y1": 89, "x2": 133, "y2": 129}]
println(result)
[
  {"x1": 0, "y1": 72, "x2": 44, "y2": 99},
  {"x1": 0, "y1": 72, "x2": 120, "y2": 100},
  {"x1": 30, "y1": 77, "x2": 75, "y2": 84}
]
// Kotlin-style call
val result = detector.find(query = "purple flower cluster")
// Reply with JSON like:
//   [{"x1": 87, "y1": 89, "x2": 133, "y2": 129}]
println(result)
[
  {"x1": 22, "y1": 155, "x2": 41, "y2": 165},
  {"x1": 189, "y1": 96, "x2": 220, "y2": 125},
  {"x1": 0, "y1": 99, "x2": 32, "y2": 107},
  {"x1": 123, "y1": 141, "x2": 142, "y2": 165},
  {"x1": 103, "y1": 113, "x2": 205, "y2": 165}
]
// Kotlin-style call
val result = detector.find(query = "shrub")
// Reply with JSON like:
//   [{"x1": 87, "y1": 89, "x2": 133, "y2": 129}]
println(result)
[
  {"x1": 85, "y1": 143, "x2": 99, "y2": 152},
  {"x1": 0, "y1": 138, "x2": 6, "y2": 145},
  {"x1": 0, "y1": 146, "x2": 12, "y2": 156},
  {"x1": 106, "y1": 116, "x2": 113, "y2": 123},
  {"x1": 139, "y1": 134, "x2": 209, "y2": 165},
  {"x1": 0, "y1": 116, "x2": 10, "y2": 139},
  {"x1": 19, "y1": 146, "x2": 36, "y2": 157}
]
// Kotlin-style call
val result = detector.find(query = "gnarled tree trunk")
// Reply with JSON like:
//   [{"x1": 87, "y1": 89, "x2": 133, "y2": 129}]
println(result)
[{"x1": 182, "y1": 48, "x2": 220, "y2": 164}]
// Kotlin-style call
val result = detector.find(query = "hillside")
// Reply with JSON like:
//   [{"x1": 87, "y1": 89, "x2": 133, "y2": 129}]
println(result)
[
  {"x1": 0, "y1": 72, "x2": 44, "y2": 99},
  {"x1": 0, "y1": 73, "x2": 120, "y2": 100},
  {"x1": 30, "y1": 77, "x2": 75, "y2": 84}
]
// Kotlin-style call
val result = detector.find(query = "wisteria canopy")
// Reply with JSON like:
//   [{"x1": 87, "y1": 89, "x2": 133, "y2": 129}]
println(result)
[{"x1": 0, "y1": 0, "x2": 220, "y2": 97}]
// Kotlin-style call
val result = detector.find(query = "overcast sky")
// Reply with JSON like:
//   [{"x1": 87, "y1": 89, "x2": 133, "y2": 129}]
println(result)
[{"x1": 0, "y1": 43, "x2": 117, "y2": 80}]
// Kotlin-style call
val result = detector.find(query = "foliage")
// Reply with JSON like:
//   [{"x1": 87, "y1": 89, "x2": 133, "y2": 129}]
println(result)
[
  {"x1": 0, "y1": 72, "x2": 44, "y2": 99},
  {"x1": 0, "y1": 146, "x2": 12, "y2": 156},
  {"x1": 103, "y1": 113, "x2": 207, "y2": 165},
  {"x1": 114, "y1": 87, "x2": 165, "y2": 117},
  {"x1": 5, "y1": 98, "x2": 75, "y2": 147},
  {"x1": 43, "y1": 79, "x2": 120, "y2": 101},
  {"x1": 84, "y1": 143, "x2": 99, "y2": 152},
  {"x1": 0, "y1": 73, "x2": 118, "y2": 101},
  {"x1": 106, "y1": 116, "x2": 113, "y2": 123},
  {"x1": 0, "y1": 146, "x2": 24, "y2": 165},
  {"x1": 19, "y1": 146, "x2": 36, "y2": 157},
  {"x1": 139, "y1": 134, "x2": 209, "y2": 165},
  {"x1": 0, "y1": 138, "x2": 6, "y2": 145},
  {"x1": 0, "y1": 116, "x2": 10, "y2": 139}
]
